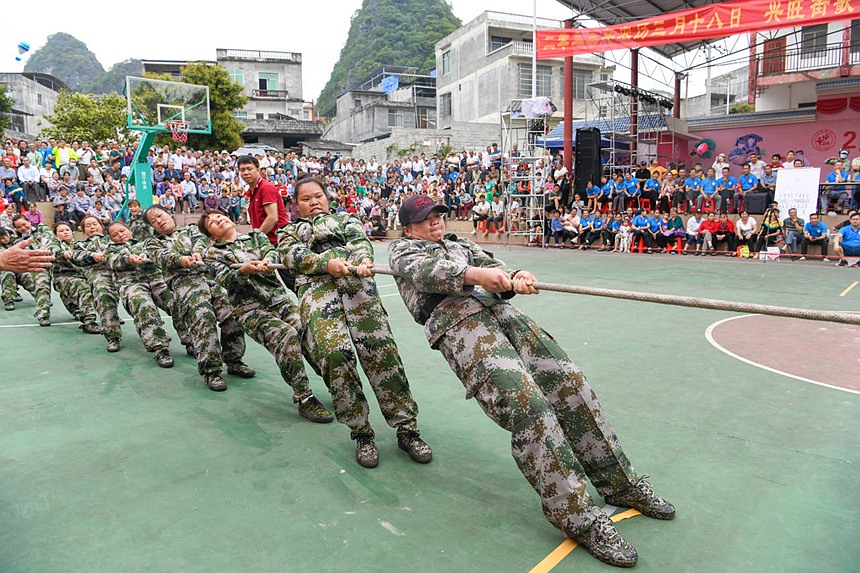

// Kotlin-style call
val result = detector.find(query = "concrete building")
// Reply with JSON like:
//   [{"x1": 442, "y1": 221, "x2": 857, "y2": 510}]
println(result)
[
  {"x1": 322, "y1": 66, "x2": 437, "y2": 144},
  {"x1": 434, "y1": 11, "x2": 613, "y2": 128},
  {"x1": 684, "y1": 66, "x2": 750, "y2": 118},
  {"x1": 0, "y1": 72, "x2": 64, "y2": 140}
]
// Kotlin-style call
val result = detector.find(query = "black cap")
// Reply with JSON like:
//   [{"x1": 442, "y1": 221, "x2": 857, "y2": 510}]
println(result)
[{"x1": 399, "y1": 195, "x2": 449, "y2": 226}]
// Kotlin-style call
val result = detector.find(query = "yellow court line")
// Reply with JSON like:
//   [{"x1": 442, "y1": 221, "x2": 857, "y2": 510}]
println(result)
[
  {"x1": 528, "y1": 509, "x2": 641, "y2": 573},
  {"x1": 839, "y1": 281, "x2": 858, "y2": 297}
]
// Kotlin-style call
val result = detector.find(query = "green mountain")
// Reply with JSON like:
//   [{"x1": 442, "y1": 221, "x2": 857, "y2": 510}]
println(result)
[
  {"x1": 79, "y1": 59, "x2": 144, "y2": 94},
  {"x1": 317, "y1": 0, "x2": 460, "y2": 117},
  {"x1": 24, "y1": 32, "x2": 105, "y2": 89}
]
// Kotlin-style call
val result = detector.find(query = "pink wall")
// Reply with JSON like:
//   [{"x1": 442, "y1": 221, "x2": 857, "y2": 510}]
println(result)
[{"x1": 687, "y1": 108, "x2": 860, "y2": 181}]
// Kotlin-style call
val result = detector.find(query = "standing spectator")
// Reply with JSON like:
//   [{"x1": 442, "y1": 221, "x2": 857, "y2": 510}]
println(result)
[
  {"x1": 747, "y1": 152, "x2": 766, "y2": 179},
  {"x1": 711, "y1": 153, "x2": 730, "y2": 175},
  {"x1": 799, "y1": 213, "x2": 830, "y2": 262},
  {"x1": 239, "y1": 155, "x2": 289, "y2": 247}
]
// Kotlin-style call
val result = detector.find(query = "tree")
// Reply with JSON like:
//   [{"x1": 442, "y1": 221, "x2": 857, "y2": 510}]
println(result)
[
  {"x1": 729, "y1": 103, "x2": 755, "y2": 114},
  {"x1": 41, "y1": 91, "x2": 133, "y2": 143},
  {"x1": 179, "y1": 62, "x2": 248, "y2": 151},
  {"x1": 0, "y1": 84, "x2": 12, "y2": 135}
]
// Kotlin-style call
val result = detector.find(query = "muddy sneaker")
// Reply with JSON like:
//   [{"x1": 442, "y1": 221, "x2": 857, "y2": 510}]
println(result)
[
  {"x1": 227, "y1": 361, "x2": 256, "y2": 378},
  {"x1": 81, "y1": 322, "x2": 101, "y2": 334},
  {"x1": 39, "y1": 318, "x2": 51, "y2": 327},
  {"x1": 204, "y1": 373, "x2": 227, "y2": 392},
  {"x1": 154, "y1": 349, "x2": 174, "y2": 368},
  {"x1": 297, "y1": 395, "x2": 334, "y2": 423},
  {"x1": 355, "y1": 436, "x2": 379, "y2": 468},
  {"x1": 106, "y1": 339, "x2": 121, "y2": 353},
  {"x1": 604, "y1": 477, "x2": 675, "y2": 520},
  {"x1": 4, "y1": 301, "x2": 13, "y2": 311},
  {"x1": 571, "y1": 513, "x2": 638, "y2": 568},
  {"x1": 397, "y1": 431, "x2": 432, "y2": 464}
]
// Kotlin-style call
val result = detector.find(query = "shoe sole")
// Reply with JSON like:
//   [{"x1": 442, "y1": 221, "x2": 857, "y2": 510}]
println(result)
[
  {"x1": 227, "y1": 368, "x2": 256, "y2": 379},
  {"x1": 299, "y1": 410, "x2": 334, "y2": 424},
  {"x1": 398, "y1": 443, "x2": 432, "y2": 464}
]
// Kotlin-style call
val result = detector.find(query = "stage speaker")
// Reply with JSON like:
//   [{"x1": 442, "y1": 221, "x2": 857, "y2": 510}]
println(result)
[{"x1": 574, "y1": 127, "x2": 602, "y2": 199}]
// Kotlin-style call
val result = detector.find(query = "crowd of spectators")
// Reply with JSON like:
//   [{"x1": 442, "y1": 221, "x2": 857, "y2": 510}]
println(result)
[{"x1": 2, "y1": 134, "x2": 859, "y2": 265}]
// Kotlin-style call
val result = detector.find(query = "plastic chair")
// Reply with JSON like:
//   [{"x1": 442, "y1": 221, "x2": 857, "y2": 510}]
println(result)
[
  {"x1": 702, "y1": 198, "x2": 716, "y2": 213},
  {"x1": 639, "y1": 198, "x2": 652, "y2": 211}
]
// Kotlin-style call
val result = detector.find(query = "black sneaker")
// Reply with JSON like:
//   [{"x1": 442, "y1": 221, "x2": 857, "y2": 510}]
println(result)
[
  {"x1": 204, "y1": 373, "x2": 227, "y2": 392},
  {"x1": 154, "y1": 349, "x2": 174, "y2": 368},
  {"x1": 836, "y1": 259, "x2": 848, "y2": 267},
  {"x1": 297, "y1": 395, "x2": 334, "y2": 423},
  {"x1": 39, "y1": 318, "x2": 51, "y2": 327},
  {"x1": 571, "y1": 513, "x2": 638, "y2": 568},
  {"x1": 13, "y1": 294, "x2": 22, "y2": 302},
  {"x1": 4, "y1": 301, "x2": 13, "y2": 311},
  {"x1": 226, "y1": 361, "x2": 256, "y2": 378},
  {"x1": 106, "y1": 339, "x2": 121, "y2": 353},
  {"x1": 397, "y1": 431, "x2": 432, "y2": 464},
  {"x1": 355, "y1": 436, "x2": 379, "y2": 468},
  {"x1": 81, "y1": 322, "x2": 101, "y2": 334},
  {"x1": 603, "y1": 477, "x2": 675, "y2": 520}
]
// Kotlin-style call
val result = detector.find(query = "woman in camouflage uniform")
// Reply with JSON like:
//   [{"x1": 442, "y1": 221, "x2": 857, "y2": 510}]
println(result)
[
  {"x1": 11, "y1": 215, "x2": 52, "y2": 326},
  {"x1": 49, "y1": 222, "x2": 100, "y2": 334},
  {"x1": 278, "y1": 177, "x2": 431, "y2": 469}
]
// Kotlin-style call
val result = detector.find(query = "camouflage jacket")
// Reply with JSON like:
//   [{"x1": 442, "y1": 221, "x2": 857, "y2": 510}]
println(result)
[
  {"x1": 105, "y1": 239, "x2": 163, "y2": 286},
  {"x1": 125, "y1": 212, "x2": 153, "y2": 241},
  {"x1": 146, "y1": 225, "x2": 209, "y2": 283},
  {"x1": 45, "y1": 236, "x2": 84, "y2": 278},
  {"x1": 277, "y1": 212, "x2": 373, "y2": 297},
  {"x1": 388, "y1": 233, "x2": 509, "y2": 348},
  {"x1": 71, "y1": 234, "x2": 112, "y2": 266},
  {"x1": 202, "y1": 230, "x2": 284, "y2": 306},
  {"x1": 15, "y1": 224, "x2": 53, "y2": 250}
]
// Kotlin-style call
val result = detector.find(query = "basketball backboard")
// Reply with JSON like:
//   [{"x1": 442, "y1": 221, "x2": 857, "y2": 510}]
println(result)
[{"x1": 125, "y1": 76, "x2": 211, "y2": 134}]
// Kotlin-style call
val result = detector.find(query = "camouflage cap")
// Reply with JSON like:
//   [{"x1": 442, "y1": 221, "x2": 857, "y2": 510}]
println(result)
[{"x1": 399, "y1": 195, "x2": 448, "y2": 226}]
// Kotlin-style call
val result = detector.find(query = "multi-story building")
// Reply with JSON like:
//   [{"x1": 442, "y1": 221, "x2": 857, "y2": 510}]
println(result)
[
  {"x1": 434, "y1": 11, "x2": 613, "y2": 128},
  {"x1": 0, "y1": 72, "x2": 64, "y2": 140}
]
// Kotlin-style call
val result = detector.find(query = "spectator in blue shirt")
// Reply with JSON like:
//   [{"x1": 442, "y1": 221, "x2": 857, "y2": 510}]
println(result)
[
  {"x1": 717, "y1": 167, "x2": 738, "y2": 213},
  {"x1": 623, "y1": 172, "x2": 639, "y2": 205},
  {"x1": 834, "y1": 212, "x2": 860, "y2": 266},
  {"x1": 683, "y1": 171, "x2": 701, "y2": 212},
  {"x1": 598, "y1": 175, "x2": 613, "y2": 212},
  {"x1": 821, "y1": 161, "x2": 850, "y2": 214},
  {"x1": 696, "y1": 167, "x2": 721, "y2": 212},
  {"x1": 601, "y1": 212, "x2": 622, "y2": 251},
  {"x1": 759, "y1": 164, "x2": 777, "y2": 206},
  {"x1": 736, "y1": 164, "x2": 759, "y2": 211},
  {"x1": 545, "y1": 209, "x2": 564, "y2": 247},
  {"x1": 643, "y1": 175, "x2": 661, "y2": 209},
  {"x1": 799, "y1": 213, "x2": 829, "y2": 261},
  {"x1": 578, "y1": 209, "x2": 594, "y2": 250},
  {"x1": 631, "y1": 209, "x2": 653, "y2": 252},
  {"x1": 583, "y1": 211, "x2": 605, "y2": 249},
  {"x1": 585, "y1": 180, "x2": 601, "y2": 212}
]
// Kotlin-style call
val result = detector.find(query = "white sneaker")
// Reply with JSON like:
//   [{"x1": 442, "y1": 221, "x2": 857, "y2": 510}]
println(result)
[
  {"x1": 471, "y1": 230, "x2": 476, "y2": 235},
  {"x1": 822, "y1": 257, "x2": 830, "y2": 262},
  {"x1": 828, "y1": 211, "x2": 837, "y2": 217},
  {"x1": 798, "y1": 256, "x2": 806, "y2": 261}
]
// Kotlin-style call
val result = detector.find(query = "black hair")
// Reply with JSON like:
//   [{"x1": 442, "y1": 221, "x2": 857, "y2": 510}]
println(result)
[
  {"x1": 144, "y1": 204, "x2": 171, "y2": 225},
  {"x1": 236, "y1": 155, "x2": 258, "y2": 168},
  {"x1": 197, "y1": 209, "x2": 223, "y2": 238}
]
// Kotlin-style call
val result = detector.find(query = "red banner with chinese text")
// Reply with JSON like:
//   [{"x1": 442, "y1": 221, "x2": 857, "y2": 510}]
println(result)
[{"x1": 536, "y1": 0, "x2": 858, "y2": 60}]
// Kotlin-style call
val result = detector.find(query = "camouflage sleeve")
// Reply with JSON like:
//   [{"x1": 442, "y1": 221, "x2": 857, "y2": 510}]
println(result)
[
  {"x1": 252, "y1": 230, "x2": 282, "y2": 265},
  {"x1": 105, "y1": 245, "x2": 132, "y2": 271},
  {"x1": 277, "y1": 224, "x2": 337, "y2": 275},
  {"x1": 388, "y1": 238, "x2": 472, "y2": 296},
  {"x1": 202, "y1": 246, "x2": 244, "y2": 291},
  {"x1": 342, "y1": 213, "x2": 374, "y2": 265},
  {"x1": 145, "y1": 236, "x2": 177, "y2": 269},
  {"x1": 71, "y1": 242, "x2": 96, "y2": 265},
  {"x1": 458, "y1": 237, "x2": 507, "y2": 270}
]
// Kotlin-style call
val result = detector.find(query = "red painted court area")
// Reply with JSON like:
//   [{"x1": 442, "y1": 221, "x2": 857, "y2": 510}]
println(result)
[{"x1": 709, "y1": 314, "x2": 860, "y2": 393}]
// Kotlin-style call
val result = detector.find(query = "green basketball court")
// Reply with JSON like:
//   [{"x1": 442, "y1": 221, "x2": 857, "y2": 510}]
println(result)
[{"x1": 1, "y1": 245, "x2": 857, "y2": 572}]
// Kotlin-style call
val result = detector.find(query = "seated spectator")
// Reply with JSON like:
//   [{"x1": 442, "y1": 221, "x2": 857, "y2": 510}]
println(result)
[
  {"x1": 368, "y1": 215, "x2": 387, "y2": 240},
  {"x1": 735, "y1": 210, "x2": 757, "y2": 255},
  {"x1": 697, "y1": 212, "x2": 720, "y2": 255},
  {"x1": 601, "y1": 212, "x2": 622, "y2": 251},
  {"x1": 821, "y1": 160, "x2": 850, "y2": 215},
  {"x1": 54, "y1": 203, "x2": 77, "y2": 229},
  {"x1": 160, "y1": 190, "x2": 176, "y2": 215},
  {"x1": 734, "y1": 164, "x2": 759, "y2": 213},
  {"x1": 470, "y1": 194, "x2": 490, "y2": 236},
  {"x1": 561, "y1": 208, "x2": 580, "y2": 245},
  {"x1": 753, "y1": 208, "x2": 782, "y2": 256},
  {"x1": 799, "y1": 212, "x2": 830, "y2": 262},
  {"x1": 696, "y1": 168, "x2": 721, "y2": 212},
  {"x1": 759, "y1": 164, "x2": 777, "y2": 206},
  {"x1": 833, "y1": 211, "x2": 860, "y2": 267},
  {"x1": 4, "y1": 178, "x2": 26, "y2": 212},
  {"x1": 545, "y1": 209, "x2": 563, "y2": 247},
  {"x1": 642, "y1": 172, "x2": 661, "y2": 208},
  {"x1": 631, "y1": 208, "x2": 652, "y2": 253},
  {"x1": 683, "y1": 210, "x2": 704, "y2": 254},
  {"x1": 713, "y1": 213, "x2": 736, "y2": 256},
  {"x1": 489, "y1": 194, "x2": 505, "y2": 237},
  {"x1": 782, "y1": 208, "x2": 805, "y2": 255},
  {"x1": 585, "y1": 180, "x2": 601, "y2": 212},
  {"x1": 684, "y1": 169, "x2": 702, "y2": 212},
  {"x1": 88, "y1": 200, "x2": 112, "y2": 227},
  {"x1": 0, "y1": 202, "x2": 16, "y2": 232}
]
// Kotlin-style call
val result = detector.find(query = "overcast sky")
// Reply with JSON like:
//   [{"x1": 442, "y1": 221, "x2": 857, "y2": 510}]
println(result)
[{"x1": 10, "y1": 0, "x2": 736, "y2": 100}]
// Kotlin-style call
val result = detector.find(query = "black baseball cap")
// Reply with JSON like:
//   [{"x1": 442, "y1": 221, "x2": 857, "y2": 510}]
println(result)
[{"x1": 399, "y1": 195, "x2": 449, "y2": 226}]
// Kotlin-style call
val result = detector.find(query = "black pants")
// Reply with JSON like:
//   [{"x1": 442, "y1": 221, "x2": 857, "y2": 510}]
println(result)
[
  {"x1": 22, "y1": 181, "x2": 45, "y2": 203},
  {"x1": 472, "y1": 213, "x2": 488, "y2": 229},
  {"x1": 714, "y1": 233, "x2": 736, "y2": 253},
  {"x1": 801, "y1": 237, "x2": 829, "y2": 257},
  {"x1": 633, "y1": 229, "x2": 652, "y2": 248}
]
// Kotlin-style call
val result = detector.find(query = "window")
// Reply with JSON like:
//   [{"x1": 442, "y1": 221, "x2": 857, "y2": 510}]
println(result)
[
  {"x1": 801, "y1": 24, "x2": 828, "y2": 56},
  {"x1": 442, "y1": 50, "x2": 451, "y2": 75},
  {"x1": 600, "y1": 73, "x2": 610, "y2": 82},
  {"x1": 573, "y1": 69, "x2": 593, "y2": 99},
  {"x1": 417, "y1": 108, "x2": 430, "y2": 128},
  {"x1": 517, "y1": 64, "x2": 552, "y2": 98},
  {"x1": 228, "y1": 69, "x2": 244, "y2": 85},
  {"x1": 851, "y1": 19, "x2": 860, "y2": 54},
  {"x1": 440, "y1": 92, "x2": 452, "y2": 117},
  {"x1": 258, "y1": 72, "x2": 278, "y2": 91},
  {"x1": 256, "y1": 113, "x2": 264, "y2": 120},
  {"x1": 388, "y1": 108, "x2": 404, "y2": 127},
  {"x1": 490, "y1": 36, "x2": 512, "y2": 51},
  {"x1": 37, "y1": 93, "x2": 43, "y2": 106},
  {"x1": 232, "y1": 111, "x2": 248, "y2": 119}
]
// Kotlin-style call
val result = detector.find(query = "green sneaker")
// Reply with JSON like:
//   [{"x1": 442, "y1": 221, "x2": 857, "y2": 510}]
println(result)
[
  {"x1": 571, "y1": 513, "x2": 638, "y2": 568},
  {"x1": 297, "y1": 395, "x2": 333, "y2": 424},
  {"x1": 603, "y1": 477, "x2": 675, "y2": 520}
]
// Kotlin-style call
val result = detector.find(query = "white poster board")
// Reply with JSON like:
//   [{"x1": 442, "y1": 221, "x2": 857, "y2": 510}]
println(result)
[{"x1": 774, "y1": 167, "x2": 820, "y2": 220}]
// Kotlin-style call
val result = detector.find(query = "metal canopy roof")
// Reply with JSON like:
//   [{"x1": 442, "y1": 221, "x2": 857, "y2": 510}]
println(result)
[{"x1": 552, "y1": 0, "x2": 724, "y2": 58}]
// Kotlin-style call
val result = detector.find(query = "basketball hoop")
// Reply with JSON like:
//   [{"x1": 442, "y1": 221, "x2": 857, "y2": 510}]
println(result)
[{"x1": 165, "y1": 120, "x2": 190, "y2": 143}]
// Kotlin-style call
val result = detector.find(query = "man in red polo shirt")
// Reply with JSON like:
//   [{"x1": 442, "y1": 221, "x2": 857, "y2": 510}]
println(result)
[{"x1": 238, "y1": 155, "x2": 288, "y2": 246}]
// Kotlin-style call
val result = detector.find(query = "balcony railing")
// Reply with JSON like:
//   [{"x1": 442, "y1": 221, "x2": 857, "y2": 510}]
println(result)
[
  {"x1": 496, "y1": 40, "x2": 604, "y2": 66},
  {"x1": 485, "y1": 11, "x2": 561, "y2": 29},
  {"x1": 218, "y1": 49, "x2": 301, "y2": 62},
  {"x1": 252, "y1": 89, "x2": 289, "y2": 99},
  {"x1": 759, "y1": 43, "x2": 860, "y2": 75}
]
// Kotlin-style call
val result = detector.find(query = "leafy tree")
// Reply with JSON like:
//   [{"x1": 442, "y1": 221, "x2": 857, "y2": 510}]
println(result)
[
  {"x1": 41, "y1": 92, "x2": 132, "y2": 143},
  {"x1": 317, "y1": 0, "x2": 460, "y2": 117},
  {"x1": 0, "y1": 84, "x2": 12, "y2": 135},
  {"x1": 729, "y1": 103, "x2": 755, "y2": 114}
]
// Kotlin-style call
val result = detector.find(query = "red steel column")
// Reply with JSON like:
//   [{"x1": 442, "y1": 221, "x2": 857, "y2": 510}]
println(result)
[
  {"x1": 674, "y1": 73, "x2": 681, "y2": 119},
  {"x1": 630, "y1": 48, "x2": 639, "y2": 161},
  {"x1": 564, "y1": 18, "x2": 574, "y2": 174}
]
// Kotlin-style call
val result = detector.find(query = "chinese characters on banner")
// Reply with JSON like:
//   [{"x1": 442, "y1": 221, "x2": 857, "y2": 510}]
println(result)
[{"x1": 536, "y1": 0, "x2": 857, "y2": 59}]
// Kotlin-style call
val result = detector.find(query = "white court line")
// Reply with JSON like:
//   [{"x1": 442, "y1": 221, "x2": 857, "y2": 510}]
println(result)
[
  {"x1": 0, "y1": 321, "x2": 79, "y2": 329},
  {"x1": 376, "y1": 283, "x2": 397, "y2": 289},
  {"x1": 380, "y1": 292, "x2": 400, "y2": 298},
  {"x1": 704, "y1": 315, "x2": 860, "y2": 396}
]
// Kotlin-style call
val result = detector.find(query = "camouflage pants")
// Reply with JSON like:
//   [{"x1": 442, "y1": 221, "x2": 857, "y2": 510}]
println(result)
[
  {"x1": 151, "y1": 278, "x2": 192, "y2": 348},
  {"x1": 87, "y1": 269, "x2": 123, "y2": 342},
  {"x1": 436, "y1": 304, "x2": 637, "y2": 537},
  {"x1": 53, "y1": 275, "x2": 98, "y2": 325},
  {"x1": 16, "y1": 271, "x2": 51, "y2": 321},
  {"x1": 118, "y1": 281, "x2": 171, "y2": 352},
  {"x1": 171, "y1": 275, "x2": 245, "y2": 376},
  {"x1": 301, "y1": 279, "x2": 418, "y2": 440},
  {"x1": 233, "y1": 295, "x2": 312, "y2": 400},
  {"x1": 0, "y1": 271, "x2": 15, "y2": 303}
]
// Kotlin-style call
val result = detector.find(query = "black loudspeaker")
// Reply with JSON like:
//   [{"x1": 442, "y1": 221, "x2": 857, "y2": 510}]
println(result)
[
  {"x1": 744, "y1": 192, "x2": 769, "y2": 214},
  {"x1": 574, "y1": 127, "x2": 602, "y2": 199}
]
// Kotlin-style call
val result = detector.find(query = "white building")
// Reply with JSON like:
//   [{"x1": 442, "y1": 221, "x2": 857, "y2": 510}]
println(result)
[
  {"x1": 0, "y1": 72, "x2": 64, "y2": 140},
  {"x1": 434, "y1": 11, "x2": 613, "y2": 128}
]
